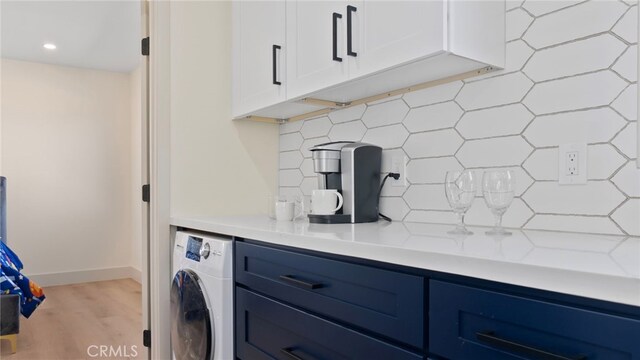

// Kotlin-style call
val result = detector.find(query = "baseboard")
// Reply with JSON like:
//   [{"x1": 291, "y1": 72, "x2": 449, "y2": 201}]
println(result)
[{"x1": 29, "y1": 266, "x2": 142, "y2": 287}]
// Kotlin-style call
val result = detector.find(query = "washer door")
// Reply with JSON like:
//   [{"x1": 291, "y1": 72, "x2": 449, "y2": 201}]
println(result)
[{"x1": 171, "y1": 269, "x2": 213, "y2": 360}]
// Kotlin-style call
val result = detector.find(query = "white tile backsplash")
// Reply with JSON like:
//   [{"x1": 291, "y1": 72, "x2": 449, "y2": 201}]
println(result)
[
  {"x1": 522, "y1": 0, "x2": 586, "y2": 17},
  {"x1": 523, "y1": 34, "x2": 626, "y2": 82},
  {"x1": 279, "y1": 1, "x2": 639, "y2": 236},
  {"x1": 612, "y1": 123, "x2": 638, "y2": 159},
  {"x1": 403, "y1": 102, "x2": 463, "y2": 132},
  {"x1": 611, "y1": 199, "x2": 640, "y2": 236},
  {"x1": 522, "y1": 1, "x2": 626, "y2": 49},
  {"x1": 506, "y1": 8, "x2": 534, "y2": 41},
  {"x1": 523, "y1": 71, "x2": 627, "y2": 115},
  {"x1": 456, "y1": 104, "x2": 533, "y2": 139},
  {"x1": 612, "y1": 6, "x2": 638, "y2": 43},
  {"x1": 612, "y1": 45, "x2": 638, "y2": 82},
  {"x1": 456, "y1": 136, "x2": 533, "y2": 167},
  {"x1": 523, "y1": 108, "x2": 626, "y2": 147}
]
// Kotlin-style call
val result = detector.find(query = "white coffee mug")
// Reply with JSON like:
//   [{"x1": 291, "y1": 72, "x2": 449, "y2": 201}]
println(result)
[
  {"x1": 311, "y1": 190, "x2": 344, "y2": 215},
  {"x1": 275, "y1": 200, "x2": 303, "y2": 221}
]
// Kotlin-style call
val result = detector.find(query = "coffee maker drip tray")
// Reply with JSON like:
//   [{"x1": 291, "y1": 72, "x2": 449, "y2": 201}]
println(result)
[{"x1": 308, "y1": 214, "x2": 351, "y2": 224}]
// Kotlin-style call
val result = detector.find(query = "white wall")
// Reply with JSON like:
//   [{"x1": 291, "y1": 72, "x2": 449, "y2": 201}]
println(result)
[
  {"x1": 170, "y1": 1, "x2": 278, "y2": 217},
  {"x1": 1, "y1": 59, "x2": 140, "y2": 284}
]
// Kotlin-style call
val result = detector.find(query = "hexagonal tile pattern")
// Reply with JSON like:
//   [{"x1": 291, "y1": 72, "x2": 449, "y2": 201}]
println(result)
[
  {"x1": 612, "y1": 123, "x2": 637, "y2": 159},
  {"x1": 467, "y1": 41, "x2": 535, "y2": 82},
  {"x1": 403, "y1": 102, "x2": 463, "y2": 132},
  {"x1": 280, "y1": 120, "x2": 303, "y2": 134},
  {"x1": 328, "y1": 104, "x2": 367, "y2": 124},
  {"x1": 278, "y1": 0, "x2": 637, "y2": 235},
  {"x1": 588, "y1": 144, "x2": 627, "y2": 180},
  {"x1": 612, "y1": 161, "x2": 640, "y2": 197},
  {"x1": 456, "y1": 136, "x2": 533, "y2": 167},
  {"x1": 506, "y1": 8, "x2": 533, "y2": 41},
  {"x1": 300, "y1": 158, "x2": 315, "y2": 177},
  {"x1": 465, "y1": 198, "x2": 533, "y2": 228},
  {"x1": 523, "y1": 107, "x2": 627, "y2": 147},
  {"x1": 612, "y1": 45, "x2": 637, "y2": 82},
  {"x1": 300, "y1": 136, "x2": 330, "y2": 158},
  {"x1": 611, "y1": 85, "x2": 637, "y2": 121},
  {"x1": 379, "y1": 197, "x2": 410, "y2": 221},
  {"x1": 280, "y1": 132, "x2": 304, "y2": 151},
  {"x1": 403, "y1": 81, "x2": 463, "y2": 108},
  {"x1": 523, "y1": 1, "x2": 627, "y2": 49},
  {"x1": 404, "y1": 210, "x2": 455, "y2": 224},
  {"x1": 279, "y1": 169, "x2": 303, "y2": 187},
  {"x1": 300, "y1": 116, "x2": 332, "y2": 139},
  {"x1": 403, "y1": 184, "x2": 450, "y2": 210},
  {"x1": 525, "y1": 215, "x2": 624, "y2": 235},
  {"x1": 404, "y1": 129, "x2": 463, "y2": 158},
  {"x1": 520, "y1": 145, "x2": 624, "y2": 181},
  {"x1": 279, "y1": 151, "x2": 303, "y2": 169},
  {"x1": 361, "y1": 99, "x2": 409, "y2": 128},
  {"x1": 523, "y1": 181, "x2": 625, "y2": 215},
  {"x1": 523, "y1": 148, "x2": 557, "y2": 181},
  {"x1": 456, "y1": 72, "x2": 533, "y2": 111},
  {"x1": 299, "y1": 177, "x2": 318, "y2": 196},
  {"x1": 523, "y1": 34, "x2": 626, "y2": 82},
  {"x1": 362, "y1": 124, "x2": 409, "y2": 149},
  {"x1": 523, "y1": 71, "x2": 627, "y2": 115},
  {"x1": 407, "y1": 157, "x2": 462, "y2": 184},
  {"x1": 328, "y1": 120, "x2": 366, "y2": 142},
  {"x1": 612, "y1": 6, "x2": 638, "y2": 44},
  {"x1": 523, "y1": 0, "x2": 586, "y2": 17},
  {"x1": 612, "y1": 199, "x2": 640, "y2": 236},
  {"x1": 456, "y1": 104, "x2": 533, "y2": 139}
]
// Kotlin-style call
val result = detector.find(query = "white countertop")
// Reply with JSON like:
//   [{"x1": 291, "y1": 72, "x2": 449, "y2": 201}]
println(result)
[{"x1": 171, "y1": 215, "x2": 640, "y2": 307}]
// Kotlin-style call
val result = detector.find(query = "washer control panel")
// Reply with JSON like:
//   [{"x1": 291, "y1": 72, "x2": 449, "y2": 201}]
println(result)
[{"x1": 186, "y1": 236, "x2": 203, "y2": 262}]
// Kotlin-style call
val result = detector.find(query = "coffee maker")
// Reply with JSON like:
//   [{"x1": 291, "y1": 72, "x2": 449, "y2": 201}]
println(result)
[{"x1": 308, "y1": 141, "x2": 382, "y2": 224}]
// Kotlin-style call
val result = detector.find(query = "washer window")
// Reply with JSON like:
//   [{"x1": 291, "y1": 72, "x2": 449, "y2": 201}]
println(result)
[{"x1": 171, "y1": 269, "x2": 213, "y2": 360}]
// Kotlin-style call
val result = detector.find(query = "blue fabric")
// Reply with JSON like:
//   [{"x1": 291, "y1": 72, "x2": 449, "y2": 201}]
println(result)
[{"x1": 0, "y1": 241, "x2": 45, "y2": 318}]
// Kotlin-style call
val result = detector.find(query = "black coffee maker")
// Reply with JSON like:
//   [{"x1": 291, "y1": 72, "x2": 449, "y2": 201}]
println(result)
[{"x1": 308, "y1": 141, "x2": 382, "y2": 224}]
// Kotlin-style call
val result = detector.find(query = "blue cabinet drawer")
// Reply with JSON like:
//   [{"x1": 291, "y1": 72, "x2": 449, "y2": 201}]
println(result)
[
  {"x1": 236, "y1": 287, "x2": 424, "y2": 360},
  {"x1": 235, "y1": 241, "x2": 424, "y2": 348},
  {"x1": 429, "y1": 280, "x2": 640, "y2": 360}
]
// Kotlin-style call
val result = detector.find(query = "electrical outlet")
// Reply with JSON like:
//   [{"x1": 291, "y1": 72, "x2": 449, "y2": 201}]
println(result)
[
  {"x1": 559, "y1": 143, "x2": 587, "y2": 185},
  {"x1": 391, "y1": 155, "x2": 407, "y2": 187}
]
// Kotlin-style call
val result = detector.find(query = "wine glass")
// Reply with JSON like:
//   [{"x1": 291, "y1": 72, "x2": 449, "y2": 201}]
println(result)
[
  {"x1": 444, "y1": 170, "x2": 476, "y2": 235},
  {"x1": 482, "y1": 169, "x2": 515, "y2": 236}
]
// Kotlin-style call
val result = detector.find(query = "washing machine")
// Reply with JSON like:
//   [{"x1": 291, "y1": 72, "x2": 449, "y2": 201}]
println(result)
[{"x1": 171, "y1": 231, "x2": 233, "y2": 360}]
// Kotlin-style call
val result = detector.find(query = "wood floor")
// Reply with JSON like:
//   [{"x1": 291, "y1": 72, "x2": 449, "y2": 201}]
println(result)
[{"x1": 0, "y1": 279, "x2": 145, "y2": 360}]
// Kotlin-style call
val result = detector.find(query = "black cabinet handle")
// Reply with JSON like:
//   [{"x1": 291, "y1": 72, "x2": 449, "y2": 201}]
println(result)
[
  {"x1": 272, "y1": 44, "x2": 281, "y2": 85},
  {"x1": 476, "y1": 331, "x2": 587, "y2": 360},
  {"x1": 347, "y1": 5, "x2": 357, "y2": 57},
  {"x1": 279, "y1": 275, "x2": 323, "y2": 290},
  {"x1": 332, "y1": 12, "x2": 342, "y2": 62},
  {"x1": 281, "y1": 348, "x2": 305, "y2": 360}
]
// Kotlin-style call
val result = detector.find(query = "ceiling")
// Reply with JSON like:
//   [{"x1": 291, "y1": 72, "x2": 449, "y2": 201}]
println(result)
[{"x1": 1, "y1": 1, "x2": 141, "y2": 73}]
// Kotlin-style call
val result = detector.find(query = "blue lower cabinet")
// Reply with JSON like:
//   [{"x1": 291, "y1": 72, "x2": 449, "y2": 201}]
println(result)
[
  {"x1": 235, "y1": 287, "x2": 424, "y2": 360},
  {"x1": 429, "y1": 280, "x2": 640, "y2": 360},
  {"x1": 235, "y1": 241, "x2": 424, "y2": 348}
]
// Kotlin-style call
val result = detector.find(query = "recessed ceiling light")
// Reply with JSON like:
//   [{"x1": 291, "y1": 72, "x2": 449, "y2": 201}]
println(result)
[{"x1": 43, "y1": 43, "x2": 57, "y2": 50}]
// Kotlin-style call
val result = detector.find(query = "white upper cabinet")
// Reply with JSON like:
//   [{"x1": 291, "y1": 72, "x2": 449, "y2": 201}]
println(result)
[
  {"x1": 232, "y1": 0, "x2": 505, "y2": 120},
  {"x1": 285, "y1": 1, "x2": 349, "y2": 100},
  {"x1": 347, "y1": 1, "x2": 446, "y2": 79},
  {"x1": 232, "y1": 1, "x2": 286, "y2": 117}
]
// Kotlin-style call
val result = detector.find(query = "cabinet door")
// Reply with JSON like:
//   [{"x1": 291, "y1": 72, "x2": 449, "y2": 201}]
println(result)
[
  {"x1": 348, "y1": 0, "x2": 445, "y2": 79},
  {"x1": 286, "y1": 0, "x2": 349, "y2": 99},
  {"x1": 232, "y1": 1, "x2": 286, "y2": 117}
]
